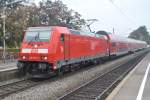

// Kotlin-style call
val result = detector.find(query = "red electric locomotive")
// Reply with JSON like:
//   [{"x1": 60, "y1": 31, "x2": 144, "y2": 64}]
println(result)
[
  {"x1": 17, "y1": 26, "x2": 109, "y2": 77},
  {"x1": 17, "y1": 26, "x2": 147, "y2": 77}
]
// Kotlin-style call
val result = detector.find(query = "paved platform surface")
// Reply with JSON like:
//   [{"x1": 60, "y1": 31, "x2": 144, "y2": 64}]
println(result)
[
  {"x1": 107, "y1": 52, "x2": 150, "y2": 100},
  {"x1": 0, "y1": 62, "x2": 17, "y2": 71}
]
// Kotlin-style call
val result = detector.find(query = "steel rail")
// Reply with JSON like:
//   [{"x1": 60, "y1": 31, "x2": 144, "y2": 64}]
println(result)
[{"x1": 57, "y1": 51, "x2": 147, "y2": 100}]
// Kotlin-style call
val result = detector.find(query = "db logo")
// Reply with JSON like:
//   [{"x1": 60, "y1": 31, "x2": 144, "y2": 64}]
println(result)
[{"x1": 31, "y1": 49, "x2": 38, "y2": 53}]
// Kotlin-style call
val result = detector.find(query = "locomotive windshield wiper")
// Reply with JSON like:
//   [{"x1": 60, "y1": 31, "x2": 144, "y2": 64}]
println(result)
[
  {"x1": 28, "y1": 32, "x2": 41, "y2": 43},
  {"x1": 34, "y1": 33, "x2": 40, "y2": 42}
]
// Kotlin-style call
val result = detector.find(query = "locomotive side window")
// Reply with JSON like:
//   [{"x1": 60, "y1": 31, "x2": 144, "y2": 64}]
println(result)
[{"x1": 60, "y1": 34, "x2": 65, "y2": 42}]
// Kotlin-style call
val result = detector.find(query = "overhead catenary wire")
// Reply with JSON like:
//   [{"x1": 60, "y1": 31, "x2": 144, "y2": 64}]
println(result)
[
  {"x1": 85, "y1": 18, "x2": 115, "y2": 34},
  {"x1": 86, "y1": 18, "x2": 114, "y2": 32},
  {"x1": 109, "y1": 0, "x2": 137, "y2": 26}
]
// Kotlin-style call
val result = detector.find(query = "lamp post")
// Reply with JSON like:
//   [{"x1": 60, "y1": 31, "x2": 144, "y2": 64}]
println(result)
[
  {"x1": 2, "y1": 0, "x2": 23, "y2": 63},
  {"x1": 2, "y1": 6, "x2": 6, "y2": 63}
]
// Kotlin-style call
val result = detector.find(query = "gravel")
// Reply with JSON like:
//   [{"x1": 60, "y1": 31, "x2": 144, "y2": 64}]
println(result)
[{"x1": 2, "y1": 54, "x2": 134, "y2": 100}]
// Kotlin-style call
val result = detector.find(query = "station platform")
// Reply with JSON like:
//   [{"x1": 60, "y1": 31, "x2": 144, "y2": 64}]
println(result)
[
  {"x1": 0, "y1": 62, "x2": 17, "y2": 72},
  {"x1": 107, "y1": 52, "x2": 150, "y2": 100}
]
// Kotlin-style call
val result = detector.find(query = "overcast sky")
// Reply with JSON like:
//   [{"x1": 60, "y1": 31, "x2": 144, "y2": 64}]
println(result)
[{"x1": 35, "y1": 0, "x2": 150, "y2": 37}]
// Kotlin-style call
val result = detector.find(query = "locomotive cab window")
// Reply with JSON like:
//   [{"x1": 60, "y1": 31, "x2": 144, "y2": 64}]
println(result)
[{"x1": 24, "y1": 30, "x2": 51, "y2": 42}]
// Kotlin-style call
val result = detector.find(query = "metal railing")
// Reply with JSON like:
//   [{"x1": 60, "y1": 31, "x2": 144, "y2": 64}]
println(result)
[{"x1": 0, "y1": 48, "x2": 19, "y2": 63}]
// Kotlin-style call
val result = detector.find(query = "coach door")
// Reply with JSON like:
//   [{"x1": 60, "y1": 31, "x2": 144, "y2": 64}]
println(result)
[{"x1": 61, "y1": 34, "x2": 70, "y2": 61}]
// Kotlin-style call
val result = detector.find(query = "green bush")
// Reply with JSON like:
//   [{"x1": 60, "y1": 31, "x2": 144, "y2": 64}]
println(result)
[{"x1": 0, "y1": 48, "x2": 20, "y2": 53}]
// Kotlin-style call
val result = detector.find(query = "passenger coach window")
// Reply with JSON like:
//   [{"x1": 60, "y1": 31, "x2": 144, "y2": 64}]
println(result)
[{"x1": 112, "y1": 42, "x2": 116, "y2": 47}]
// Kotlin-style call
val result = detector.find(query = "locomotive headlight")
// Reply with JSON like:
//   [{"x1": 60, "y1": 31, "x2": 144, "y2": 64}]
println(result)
[
  {"x1": 21, "y1": 55, "x2": 28, "y2": 60},
  {"x1": 53, "y1": 66, "x2": 57, "y2": 70},
  {"x1": 44, "y1": 57, "x2": 47, "y2": 60},
  {"x1": 22, "y1": 56, "x2": 26, "y2": 59},
  {"x1": 41, "y1": 56, "x2": 48, "y2": 60}
]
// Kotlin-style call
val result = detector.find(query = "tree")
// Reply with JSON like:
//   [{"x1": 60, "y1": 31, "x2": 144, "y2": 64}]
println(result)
[
  {"x1": 0, "y1": 0, "x2": 26, "y2": 47},
  {"x1": 0, "y1": 0, "x2": 86, "y2": 48},
  {"x1": 38, "y1": 0, "x2": 85, "y2": 29},
  {"x1": 128, "y1": 26, "x2": 150, "y2": 44}
]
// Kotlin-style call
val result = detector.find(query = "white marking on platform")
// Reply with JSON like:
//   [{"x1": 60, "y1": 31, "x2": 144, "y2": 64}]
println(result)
[
  {"x1": 0, "y1": 67, "x2": 17, "y2": 72},
  {"x1": 136, "y1": 63, "x2": 150, "y2": 100}
]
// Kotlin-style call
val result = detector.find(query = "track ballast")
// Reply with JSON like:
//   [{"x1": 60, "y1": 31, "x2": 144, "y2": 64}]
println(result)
[{"x1": 58, "y1": 51, "x2": 147, "y2": 100}]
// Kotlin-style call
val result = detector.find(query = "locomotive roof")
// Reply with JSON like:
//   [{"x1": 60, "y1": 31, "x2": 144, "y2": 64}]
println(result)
[
  {"x1": 27, "y1": 26, "x2": 51, "y2": 31},
  {"x1": 26, "y1": 26, "x2": 146, "y2": 44},
  {"x1": 26, "y1": 26, "x2": 96, "y2": 36}
]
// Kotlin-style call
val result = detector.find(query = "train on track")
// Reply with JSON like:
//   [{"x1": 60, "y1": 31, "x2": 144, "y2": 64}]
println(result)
[{"x1": 17, "y1": 26, "x2": 147, "y2": 77}]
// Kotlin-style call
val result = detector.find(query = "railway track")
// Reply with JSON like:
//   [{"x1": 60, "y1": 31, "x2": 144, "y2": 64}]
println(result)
[
  {"x1": 0, "y1": 50, "x2": 148, "y2": 100},
  {"x1": 57, "y1": 52, "x2": 147, "y2": 100},
  {"x1": 0, "y1": 79, "x2": 38, "y2": 99}
]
